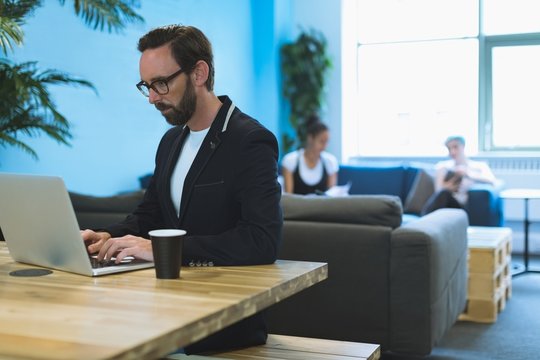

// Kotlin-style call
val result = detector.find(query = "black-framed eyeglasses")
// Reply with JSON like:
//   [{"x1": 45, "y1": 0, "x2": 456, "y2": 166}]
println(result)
[{"x1": 136, "y1": 68, "x2": 184, "y2": 97}]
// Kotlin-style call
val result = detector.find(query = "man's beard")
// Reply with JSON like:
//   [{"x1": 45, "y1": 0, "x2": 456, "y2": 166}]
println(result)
[{"x1": 155, "y1": 78, "x2": 197, "y2": 126}]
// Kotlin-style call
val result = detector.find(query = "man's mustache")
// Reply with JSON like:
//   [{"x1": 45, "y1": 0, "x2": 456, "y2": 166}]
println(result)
[{"x1": 155, "y1": 102, "x2": 171, "y2": 111}]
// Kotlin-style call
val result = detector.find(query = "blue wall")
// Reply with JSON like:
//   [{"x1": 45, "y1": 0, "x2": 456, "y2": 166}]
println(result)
[{"x1": 0, "y1": 0, "x2": 294, "y2": 195}]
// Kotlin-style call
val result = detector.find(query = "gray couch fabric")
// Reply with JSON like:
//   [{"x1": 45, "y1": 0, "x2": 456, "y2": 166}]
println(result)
[
  {"x1": 281, "y1": 193, "x2": 402, "y2": 228},
  {"x1": 69, "y1": 190, "x2": 145, "y2": 230},
  {"x1": 390, "y1": 209, "x2": 468, "y2": 354},
  {"x1": 267, "y1": 193, "x2": 469, "y2": 356}
]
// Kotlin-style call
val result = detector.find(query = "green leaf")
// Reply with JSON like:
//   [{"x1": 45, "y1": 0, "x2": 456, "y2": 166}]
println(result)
[
  {"x1": 0, "y1": 0, "x2": 144, "y2": 160},
  {"x1": 0, "y1": 59, "x2": 95, "y2": 159},
  {"x1": 0, "y1": 16, "x2": 24, "y2": 55},
  {"x1": 58, "y1": 0, "x2": 144, "y2": 33},
  {"x1": 0, "y1": 0, "x2": 42, "y2": 22}
]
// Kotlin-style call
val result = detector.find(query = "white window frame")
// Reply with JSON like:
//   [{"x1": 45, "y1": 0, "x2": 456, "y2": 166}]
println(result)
[
  {"x1": 482, "y1": 33, "x2": 540, "y2": 152},
  {"x1": 342, "y1": 0, "x2": 540, "y2": 160}
]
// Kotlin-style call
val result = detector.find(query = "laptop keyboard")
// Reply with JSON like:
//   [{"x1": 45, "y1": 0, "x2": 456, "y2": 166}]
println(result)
[{"x1": 89, "y1": 255, "x2": 134, "y2": 269}]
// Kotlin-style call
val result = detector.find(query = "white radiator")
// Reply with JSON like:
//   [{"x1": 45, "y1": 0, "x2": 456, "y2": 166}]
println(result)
[{"x1": 486, "y1": 157, "x2": 540, "y2": 222}]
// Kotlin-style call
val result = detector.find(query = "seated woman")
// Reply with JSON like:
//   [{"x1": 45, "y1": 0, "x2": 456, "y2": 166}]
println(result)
[
  {"x1": 421, "y1": 135, "x2": 496, "y2": 215},
  {"x1": 281, "y1": 115, "x2": 339, "y2": 195}
]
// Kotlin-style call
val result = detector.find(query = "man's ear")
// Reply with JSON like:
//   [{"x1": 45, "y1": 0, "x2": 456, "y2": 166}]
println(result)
[{"x1": 192, "y1": 60, "x2": 209, "y2": 87}]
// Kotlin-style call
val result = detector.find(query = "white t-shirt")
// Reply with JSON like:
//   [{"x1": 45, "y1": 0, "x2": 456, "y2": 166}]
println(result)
[
  {"x1": 171, "y1": 127, "x2": 210, "y2": 216},
  {"x1": 281, "y1": 149, "x2": 339, "y2": 186}
]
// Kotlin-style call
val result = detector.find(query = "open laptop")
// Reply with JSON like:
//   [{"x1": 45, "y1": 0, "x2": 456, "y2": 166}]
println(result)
[{"x1": 0, "y1": 173, "x2": 154, "y2": 276}]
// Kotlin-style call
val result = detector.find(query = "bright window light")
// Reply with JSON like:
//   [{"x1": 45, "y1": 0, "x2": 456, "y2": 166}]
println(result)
[
  {"x1": 492, "y1": 45, "x2": 540, "y2": 148},
  {"x1": 484, "y1": 0, "x2": 540, "y2": 35},
  {"x1": 356, "y1": 39, "x2": 478, "y2": 156}
]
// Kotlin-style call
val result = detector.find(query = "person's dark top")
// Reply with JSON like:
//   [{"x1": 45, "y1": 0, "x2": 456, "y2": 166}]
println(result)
[{"x1": 293, "y1": 156, "x2": 329, "y2": 194}]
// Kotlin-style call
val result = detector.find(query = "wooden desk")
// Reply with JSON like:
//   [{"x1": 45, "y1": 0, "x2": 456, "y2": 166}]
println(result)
[{"x1": 0, "y1": 243, "x2": 327, "y2": 360}]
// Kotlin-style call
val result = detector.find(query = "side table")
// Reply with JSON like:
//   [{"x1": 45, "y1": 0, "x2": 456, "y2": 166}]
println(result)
[
  {"x1": 459, "y1": 226, "x2": 512, "y2": 323},
  {"x1": 500, "y1": 188, "x2": 540, "y2": 276}
]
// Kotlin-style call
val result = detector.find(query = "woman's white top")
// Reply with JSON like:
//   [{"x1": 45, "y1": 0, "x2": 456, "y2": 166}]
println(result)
[{"x1": 281, "y1": 149, "x2": 339, "y2": 186}]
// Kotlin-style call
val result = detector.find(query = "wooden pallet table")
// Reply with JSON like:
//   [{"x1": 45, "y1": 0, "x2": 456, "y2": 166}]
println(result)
[{"x1": 459, "y1": 226, "x2": 513, "y2": 323}]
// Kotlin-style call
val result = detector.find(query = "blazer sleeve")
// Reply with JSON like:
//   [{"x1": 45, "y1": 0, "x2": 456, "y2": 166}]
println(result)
[{"x1": 181, "y1": 127, "x2": 283, "y2": 266}]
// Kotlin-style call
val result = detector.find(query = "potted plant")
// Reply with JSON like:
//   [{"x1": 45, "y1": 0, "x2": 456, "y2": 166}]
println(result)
[
  {"x1": 0, "y1": 0, "x2": 143, "y2": 160},
  {"x1": 280, "y1": 28, "x2": 332, "y2": 154}
]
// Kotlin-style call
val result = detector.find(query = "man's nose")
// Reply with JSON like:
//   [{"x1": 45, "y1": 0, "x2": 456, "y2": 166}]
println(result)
[{"x1": 148, "y1": 88, "x2": 160, "y2": 104}]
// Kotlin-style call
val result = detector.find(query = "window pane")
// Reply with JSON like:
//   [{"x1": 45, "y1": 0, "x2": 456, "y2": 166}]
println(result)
[
  {"x1": 491, "y1": 45, "x2": 540, "y2": 149},
  {"x1": 484, "y1": 0, "x2": 540, "y2": 35},
  {"x1": 357, "y1": 0, "x2": 478, "y2": 43},
  {"x1": 356, "y1": 39, "x2": 478, "y2": 156}
]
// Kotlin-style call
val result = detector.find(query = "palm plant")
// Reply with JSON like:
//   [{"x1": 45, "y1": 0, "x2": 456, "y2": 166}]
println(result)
[{"x1": 0, "y1": 0, "x2": 143, "y2": 159}]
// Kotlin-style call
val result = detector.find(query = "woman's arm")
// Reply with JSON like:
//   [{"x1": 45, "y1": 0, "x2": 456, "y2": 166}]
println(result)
[
  {"x1": 282, "y1": 167, "x2": 295, "y2": 193},
  {"x1": 327, "y1": 172, "x2": 337, "y2": 189}
]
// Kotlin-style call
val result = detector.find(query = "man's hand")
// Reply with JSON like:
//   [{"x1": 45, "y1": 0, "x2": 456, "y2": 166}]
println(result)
[
  {"x1": 81, "y1": 229, "x2": 111, "y2": 254},
  {"x1": 442, "y1": 174, "x2": 461, "y2": 192},
  {"x1": 81, "y1": 230, "x2": 153, "y2": 263}
]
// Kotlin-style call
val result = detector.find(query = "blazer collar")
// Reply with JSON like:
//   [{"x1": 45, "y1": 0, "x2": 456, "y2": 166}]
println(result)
[{"x1": 177, "y1": 96, "x2": 236, "y2": 224}]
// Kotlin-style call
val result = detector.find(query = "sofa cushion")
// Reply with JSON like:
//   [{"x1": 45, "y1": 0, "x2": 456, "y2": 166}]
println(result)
[
  {"x1": 338, "y1": 166, "x2": 409, "y2": 200},
  {"x1": 69, "y1": 190, "x2": 145, "y2": 213},
  {"x1": 403, "y1": 169, "x2": 435, "y2": 215},
  {"x1": 281, "y1": 193, "x2": 403, "y2": 229}
]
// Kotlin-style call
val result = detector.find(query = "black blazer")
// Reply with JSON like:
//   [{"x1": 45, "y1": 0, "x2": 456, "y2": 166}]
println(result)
[{"x1": 105, "y1": 96, "x2": 283, "y2": 353}]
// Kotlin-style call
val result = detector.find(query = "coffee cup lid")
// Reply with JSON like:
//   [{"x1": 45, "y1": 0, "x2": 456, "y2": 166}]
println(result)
[{"x1": 149, "y1": 229, "x2": 187, "y2": 237}]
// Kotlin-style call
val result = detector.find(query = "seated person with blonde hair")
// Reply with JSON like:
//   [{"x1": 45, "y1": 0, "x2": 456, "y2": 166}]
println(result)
[{"x1": 421, "y1": 135, "x2": 496, "y2": 215}]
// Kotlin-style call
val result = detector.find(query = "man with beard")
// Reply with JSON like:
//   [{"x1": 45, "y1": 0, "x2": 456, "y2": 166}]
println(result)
[{"x1": 80, "y1": 25, "x2": 282, "y2": 354}]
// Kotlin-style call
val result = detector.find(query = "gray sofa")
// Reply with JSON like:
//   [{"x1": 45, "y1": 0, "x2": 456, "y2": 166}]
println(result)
[
  {"x1": 68, "y1": 190, "x2": 469, "y2": 356},
  {"x1": 266, "y1": 193, "x2": 469, "y2": 356},
  {"x1": 69, "y1": 190, "x2": 145, "y2": 230}
]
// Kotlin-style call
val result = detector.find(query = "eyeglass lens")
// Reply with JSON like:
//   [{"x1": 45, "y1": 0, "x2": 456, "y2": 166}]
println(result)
[{"x1": 136, "y1": 68, "x2": 184, "y2": 97}]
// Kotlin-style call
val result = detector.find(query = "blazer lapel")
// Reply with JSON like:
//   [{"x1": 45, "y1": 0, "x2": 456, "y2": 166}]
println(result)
[{"x1": 178, "y1": 98, "x2": 235, "y2": 224}]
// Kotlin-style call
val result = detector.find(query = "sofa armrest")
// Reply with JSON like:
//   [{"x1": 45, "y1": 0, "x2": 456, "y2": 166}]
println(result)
[
  {"x1": 389, "y1": 208, "x2": 469, "y2": 355},
  {"x1": 465, "y1": 181, "x2": 504, "y2": 226}
]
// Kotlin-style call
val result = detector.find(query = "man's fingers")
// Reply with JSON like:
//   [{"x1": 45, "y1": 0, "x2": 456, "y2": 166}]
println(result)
[
  {"x1": 116, "y1": 237, "x2": 154, "y2": 262},
  {"x1": 115, "y1": 247, "x2": 138, "y2": 263},
  {"x1": 98, "y1": 236, "x2": 134, "y2": 261},
  {"x1": 95, "y1": 235, "x2": 153, "y2": 262},
  {"x1": 97, "y1": 238, "x2": 115, "y2": 261}
]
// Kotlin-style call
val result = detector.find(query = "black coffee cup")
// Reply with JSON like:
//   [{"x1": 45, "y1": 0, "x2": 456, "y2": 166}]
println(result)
[{"x1": 148, "y1": 229, "x2": 186, "y2": 279}]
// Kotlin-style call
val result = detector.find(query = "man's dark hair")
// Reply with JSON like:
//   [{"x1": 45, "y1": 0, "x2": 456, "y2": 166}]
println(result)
[{"x1": 138, "y1": 25, "x2": 215, "y2": 91}]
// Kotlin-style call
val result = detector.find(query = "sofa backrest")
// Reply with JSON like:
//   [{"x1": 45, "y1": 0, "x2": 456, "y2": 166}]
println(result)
[
  {"x1": 338, "y1": 165, "x2": 419, "y2": 202},
  {"x1": 281, "y1": 193, "x2": 403, "y2": 229},
  {"x1": 69, "y1": 191, "x2": 145, "y2": 230}
]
